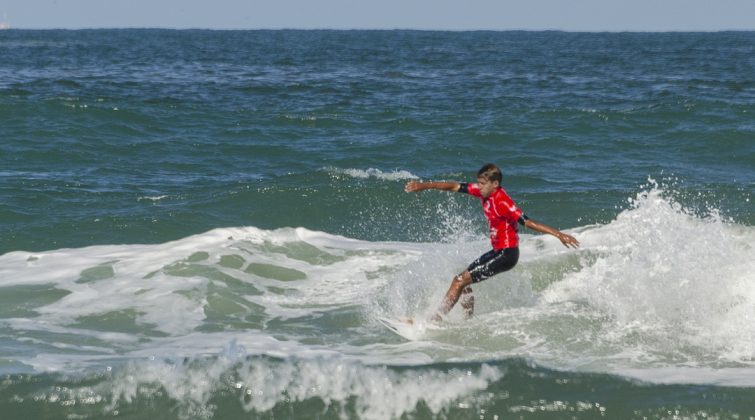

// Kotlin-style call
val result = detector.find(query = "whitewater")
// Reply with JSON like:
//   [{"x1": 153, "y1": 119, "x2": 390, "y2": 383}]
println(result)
[{"x1": 0, "y1": 182, "x2": 753, "y2": 418}]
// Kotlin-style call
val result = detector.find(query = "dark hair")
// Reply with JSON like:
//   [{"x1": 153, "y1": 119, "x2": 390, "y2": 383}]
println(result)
[{"x1": 477, "y1": 163, "x2": 502, "y2": 183}]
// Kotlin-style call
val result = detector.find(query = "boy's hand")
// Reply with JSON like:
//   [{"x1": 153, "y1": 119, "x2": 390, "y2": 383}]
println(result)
[
  {"x1": 556, "y1": 232, "x2": 580, "y2": 249},
  {"x1": 404, "y1": 181, "x2": 424, "y2": 193}
]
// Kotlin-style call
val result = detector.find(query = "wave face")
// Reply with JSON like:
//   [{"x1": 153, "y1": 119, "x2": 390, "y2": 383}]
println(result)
[{"x1": 0, "y1": 184, "x2": 753, "y2": 418}]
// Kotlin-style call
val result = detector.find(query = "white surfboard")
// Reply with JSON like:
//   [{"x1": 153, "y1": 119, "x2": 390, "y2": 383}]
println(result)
[{"x1": 377, "y1": 316, "x2": 441, "y2": 341}]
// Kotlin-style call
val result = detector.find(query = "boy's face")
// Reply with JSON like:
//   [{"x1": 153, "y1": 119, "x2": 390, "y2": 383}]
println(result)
[{"x1": 477, "y1": 177, "x2": 499, "y2": 198}]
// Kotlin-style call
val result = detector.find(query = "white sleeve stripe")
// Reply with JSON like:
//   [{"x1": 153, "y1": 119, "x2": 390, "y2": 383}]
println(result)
[{"x1": 492, "y1": 201, "x2": 502, "y2": 217}]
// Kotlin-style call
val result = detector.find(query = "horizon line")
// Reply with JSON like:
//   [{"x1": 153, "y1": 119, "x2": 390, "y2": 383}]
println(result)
[{"x1": 4, "y1": 26, "x2": 755, "y2": 33}]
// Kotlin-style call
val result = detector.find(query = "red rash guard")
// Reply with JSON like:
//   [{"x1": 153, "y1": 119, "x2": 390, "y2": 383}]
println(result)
[{"x1": 461, "y1": 183, "x2": 525, "y2": 250}]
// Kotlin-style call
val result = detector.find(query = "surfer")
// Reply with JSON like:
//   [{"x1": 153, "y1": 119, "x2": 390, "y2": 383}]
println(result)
[{"x1": 404, "y1": 163, "x2": 579, "y2": 321}]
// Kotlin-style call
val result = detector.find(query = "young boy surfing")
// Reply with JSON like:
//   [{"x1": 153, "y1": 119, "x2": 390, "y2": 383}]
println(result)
[{"x1": 404, "y1": 163, "x2": 579, "y2": 322}]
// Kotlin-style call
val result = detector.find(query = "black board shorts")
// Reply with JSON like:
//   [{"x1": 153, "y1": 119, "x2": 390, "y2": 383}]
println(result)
[{"x1": 467, "y1": 247, "x2": 519, "y2": 283}]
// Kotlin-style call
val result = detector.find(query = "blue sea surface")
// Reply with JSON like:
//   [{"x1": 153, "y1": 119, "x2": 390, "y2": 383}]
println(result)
[{"x1": 0, "y1": 30, "x2": 753, "y2": 419}]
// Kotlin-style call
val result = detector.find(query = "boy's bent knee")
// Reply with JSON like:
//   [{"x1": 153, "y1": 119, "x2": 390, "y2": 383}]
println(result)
[{"x1": 452, "y1": 271, "x2": 473, "y2": 287}]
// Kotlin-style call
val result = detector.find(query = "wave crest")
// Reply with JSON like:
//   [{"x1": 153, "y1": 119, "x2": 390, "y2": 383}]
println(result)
[{"x1": 324, "y1": 167, "x2": 419, "y2": 181}]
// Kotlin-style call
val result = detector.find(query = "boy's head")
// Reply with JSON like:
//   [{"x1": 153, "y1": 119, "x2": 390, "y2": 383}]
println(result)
[
  {"x1": 477, "y1": 163, "x2": 502, "y2": 184},
  {"x1": 476, "y1": 163, "x2": 502, "y2": 197}
]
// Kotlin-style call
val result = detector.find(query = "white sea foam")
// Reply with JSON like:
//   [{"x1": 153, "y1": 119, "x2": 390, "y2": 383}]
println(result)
[
  {"x1": 137, "y1": 195, "x2": 169, "y2": 202},
  {"x1": 0, "y1": 182, "x2": 753, "y2": 390},
  {"x1": 106, "y1": 350, "x2": 502, "y2": 420},
  {"x1": 325, "y1": 167, "x2": 419, "y2": 181},
  {"x1": 540, "y1": 183, "x2": 755, "y2": 366},
  {"x1": 0, "y1": 226, "x2": 426, "y2": 372}
]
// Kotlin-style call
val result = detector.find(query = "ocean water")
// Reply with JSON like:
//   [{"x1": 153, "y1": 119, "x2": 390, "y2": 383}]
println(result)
[{"x1": 0, "y1": 29, "x2": 754, "y2": 419}]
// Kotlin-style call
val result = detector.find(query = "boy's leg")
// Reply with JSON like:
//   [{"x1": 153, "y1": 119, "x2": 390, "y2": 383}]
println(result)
[
  {"x1": 460, "y1": 286, "x2": 474, "y2": 318},
  {"x1": 432, "y1": 248, "x2": 518, "y2": 322},
  {"x1": 432, "y1": 270, "x2": 473, "y2": 321}
]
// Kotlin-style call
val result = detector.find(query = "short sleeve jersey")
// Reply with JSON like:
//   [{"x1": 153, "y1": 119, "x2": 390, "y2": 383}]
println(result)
[{"x1": 461, "y1": 183, "x2": 524, "y2": 250}]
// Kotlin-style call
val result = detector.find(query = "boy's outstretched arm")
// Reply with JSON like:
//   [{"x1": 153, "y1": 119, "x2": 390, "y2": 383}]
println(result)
[
  {"x1": 523, "y1": 219, "x2": 580, "y2": 249},
  {"x1": 404, "y1": 181, "x2": 460, "y2": 193}
]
